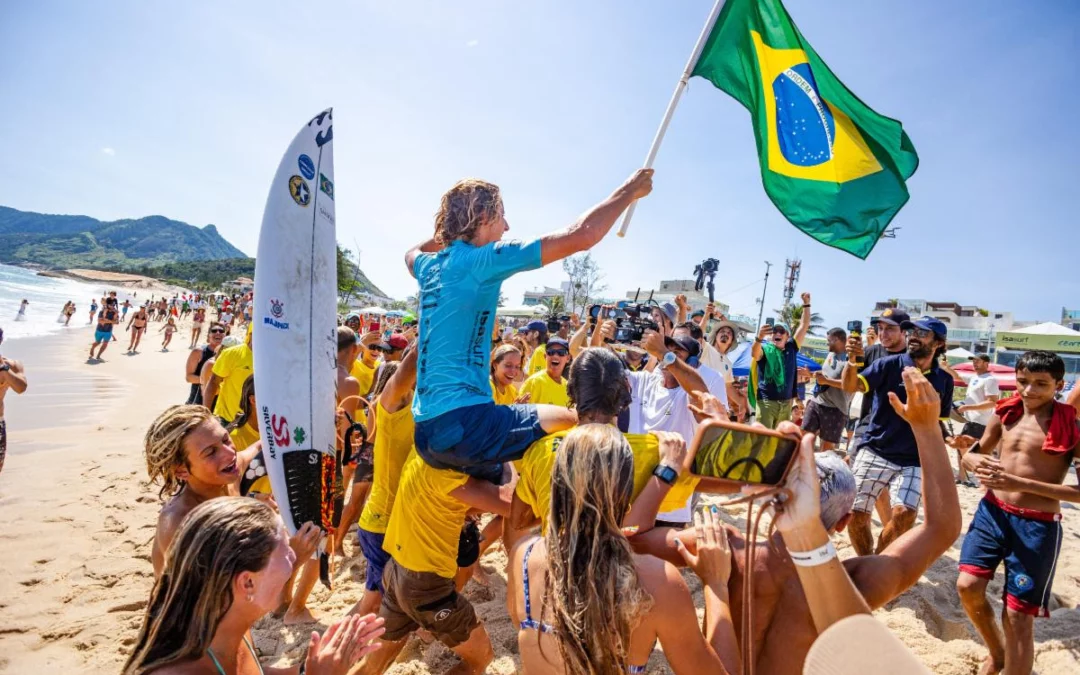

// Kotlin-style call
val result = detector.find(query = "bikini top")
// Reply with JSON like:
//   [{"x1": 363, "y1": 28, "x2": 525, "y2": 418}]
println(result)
[{"x1": 206, "y1": 635, "x2": 264, "y2": 675}]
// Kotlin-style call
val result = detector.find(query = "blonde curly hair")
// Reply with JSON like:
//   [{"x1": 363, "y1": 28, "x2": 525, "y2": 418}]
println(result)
[
  {"x1": 434, "y1": 178, "x2": 502, "y2": 245},
  {"x1": 144, "y1": 404, "x2": 216, "y2": 498}
]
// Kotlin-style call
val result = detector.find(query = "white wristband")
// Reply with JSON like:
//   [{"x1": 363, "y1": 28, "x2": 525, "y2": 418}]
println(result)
[{"x1": 788, "y1": 541, "x2": 837, "y2": 567}]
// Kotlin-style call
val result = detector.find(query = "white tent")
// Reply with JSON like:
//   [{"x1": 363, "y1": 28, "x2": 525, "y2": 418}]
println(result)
[
  {"x1": 357, "y1": 306, "x2": 387, "y2": 315},
  {"x1": 945, "y1": 347, "x2": 975, "y2": 359},
  {"x1": 1008, "y1": 322, "x2": 1080, "y2": 336}
]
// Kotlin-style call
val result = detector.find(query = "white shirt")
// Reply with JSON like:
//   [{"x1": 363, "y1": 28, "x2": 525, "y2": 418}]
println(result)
[
  {"x1": 963, "y1": 372, "x2": 1000, "y2": 425},
  {"x1": 700, "y1": 342, "x2": 735, "y2": 384},
  {"x1": 696, "y1": 364, "x2": 730, "y2": 407},
  {"x1": 627, "y1": 369, "x2": 699, "y2": 523}
]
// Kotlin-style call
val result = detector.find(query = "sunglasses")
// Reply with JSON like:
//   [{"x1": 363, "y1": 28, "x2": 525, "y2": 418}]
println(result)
[
  {"x1": 546, "y1": 348, "x2": 569, "y2": 357},
  {"x1": 209, "y1": 328, "x2": 226, "y2": 334},
  {"x1": 904, "y1": 327, "x2": 935, "y2": 339}
]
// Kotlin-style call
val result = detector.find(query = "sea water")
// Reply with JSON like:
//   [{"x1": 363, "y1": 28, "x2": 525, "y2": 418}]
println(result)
[{"x1": 0, "y1": 263, "x2": 117, "y2": 340}]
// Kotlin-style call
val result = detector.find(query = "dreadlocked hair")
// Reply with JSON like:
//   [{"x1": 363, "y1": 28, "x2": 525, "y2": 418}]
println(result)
[
  {"x1": 543, "y1": 424, "x2": 653, "y2": 675},
  {"x1": 566, "y1": 347, "x2": 632, "y2": 419},
  {"x1": 144, "y1": 405, "x2": 216, "y2": 499},
  {"x1": 433, "y1": 178, "x2": 502, "y2": 245},
  {"x1": 372, "y1": 361, "x2": 400, "y2": 398}
]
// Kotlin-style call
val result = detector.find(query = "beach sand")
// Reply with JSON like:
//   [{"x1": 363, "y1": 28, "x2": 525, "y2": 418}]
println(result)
[{"x1": 1, "y1": 325, "x2": 1078, "y2": 674}]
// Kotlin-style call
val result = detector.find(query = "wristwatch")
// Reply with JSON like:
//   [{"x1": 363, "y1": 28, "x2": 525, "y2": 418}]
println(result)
[
  {"x1": 658, "y1": 351, "x2": 677, "y2": 370},
  {"x1": 652, "y1": 464, "x2": 678, "y2": 486}
]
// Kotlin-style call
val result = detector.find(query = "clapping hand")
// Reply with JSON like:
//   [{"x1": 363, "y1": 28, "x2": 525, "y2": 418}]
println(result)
[
  {"x1": 304, "y1": 613, "x2": 386, "y2": 675},
  {"x1": 675, "y1": 506, "x2": 732, "y2": 586}
]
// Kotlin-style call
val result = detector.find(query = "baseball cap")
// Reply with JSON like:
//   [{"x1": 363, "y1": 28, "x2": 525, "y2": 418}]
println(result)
[
  {"x1": 900, "y1": 316, "x2": 948, "y2": 339},
  {"x1": 970, "y1": 353, "x2": 991, "y2": 362},
  {"x1": 546, "y1": 337, "x2": 570, "y2": 352},
  {"x1": 665, "y1": 335, "x2": 701, "y2": 360},
  {"x1": 872, "y1": 308, "x2": 911, "y2": 327},
  {"x1": 772, "y1": 322, "x2": 792, "y2": 335},
  {"x1": 344, "y1": 312, "x2": 361, "y2": 323},
  {"x1": 387, "y1": 334, "x2": 408, "y2": 350},
  {"x1": 690, "y1": 309, "x2": 705, "y2": 319},
  {"x1": 524, "y1": 320, "x2": 548, "y2": 333}
]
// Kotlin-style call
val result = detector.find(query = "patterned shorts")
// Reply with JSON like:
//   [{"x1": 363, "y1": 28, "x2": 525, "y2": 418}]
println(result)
[{"x1": 851, "y1": 447, "x2": 922, "y2": 513}]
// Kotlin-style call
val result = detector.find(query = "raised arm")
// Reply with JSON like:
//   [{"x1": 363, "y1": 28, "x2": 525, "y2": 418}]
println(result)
[
  {"x1": 794, "y1": 292, "x2": 812, "y2": 346},
  {"x1": 642, "y1": 330, "x2": 706, "y2": 396},
  {"x1": 750, "y1": 324, "x2": 770, "y2": 362},
  {"x1": 380, "y1": 347, "x2": 417, "y2": 413},
  {"x1": 840, "y1": 336, "x2": 868, "y2": 394},
  {"x1": 538, "y1": 169, "x2": 653, "y2": 266},
  {"x1": 404, "y1": 236, "x2": 443, "y2": 278},
  {"x1": 623, "y1": 432, "x2": 686, "y2": 535},
  {"x1": 848, "y1": 368, "x2": 962, "y2": 609}
]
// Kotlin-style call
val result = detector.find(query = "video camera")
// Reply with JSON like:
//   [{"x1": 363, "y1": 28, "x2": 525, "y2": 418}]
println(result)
[
  {"x1": 546, "y1": 313, "x2": 571, "y2": 334},
  {"x1": 588, "y1": 301, "x2": 659, "y2": 344},
  {"x1": 694, "y1": 257, "x2": 719, "y2": 303}
]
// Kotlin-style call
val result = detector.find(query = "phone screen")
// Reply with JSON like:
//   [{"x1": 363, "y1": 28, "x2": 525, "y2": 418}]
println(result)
[{"x1": 692, "y1": 425, "x2": 798, "y2": 485}]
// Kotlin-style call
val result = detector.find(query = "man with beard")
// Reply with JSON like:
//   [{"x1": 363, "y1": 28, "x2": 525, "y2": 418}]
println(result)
[{"x1": 842, "y1": 316, "x2": 954, "y2": 555}]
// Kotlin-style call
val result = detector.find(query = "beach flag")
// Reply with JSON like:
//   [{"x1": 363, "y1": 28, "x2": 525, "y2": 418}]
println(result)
[{"x1": 692, "y1": 0, "x2": 918, "y2": 258}]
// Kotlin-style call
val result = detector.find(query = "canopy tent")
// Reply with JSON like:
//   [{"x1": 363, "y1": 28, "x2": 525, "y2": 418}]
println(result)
[
  {"x1": 950, "y1": 361, "x2": 1017, "y2": 391},
  {"x1": 730, "y1": 341, "x2": 821, "y2": 378},
  {"x1": 496, "y1": 304, "x2": 548, "y2": 318},
  {"x1": 357, "y1": 306, "x2": 387, "y2": 316},
  {"x1": 385, "y1": 310, "x2": 406, "y2": 318},
  {"x1": 997, "y1": 322, "x2": 1080, "y2": 354},
  {"x1": 945, "y1": 347, "x2": 975, "y2": 359}
]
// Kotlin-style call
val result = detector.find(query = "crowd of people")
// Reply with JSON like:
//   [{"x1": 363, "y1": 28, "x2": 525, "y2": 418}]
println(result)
[{"x1": 98, "y1": 169, "x2": 1080, "y2": 674}]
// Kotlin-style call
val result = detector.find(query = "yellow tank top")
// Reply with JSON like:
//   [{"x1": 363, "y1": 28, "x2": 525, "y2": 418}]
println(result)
[
  {"x1": 359, "y1": 401, "x2": 416, "y2": 534},
  {"x1": 490, "y1": 379, "x2": 519, "y2": 405},
  {"x1": 229, "y1": 423, "x2": 260, "y2": 451},
  {"x1": 515, "y1": 429, "x2": 699, "y2": 533}
]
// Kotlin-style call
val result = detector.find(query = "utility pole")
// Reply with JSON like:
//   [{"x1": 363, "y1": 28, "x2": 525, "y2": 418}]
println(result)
[
  {"x1": 781, "y1": 258, "x2": 801, "y2": 310},
  {"x1": 756, "y1": 261, "x2": 772, "y2": 329}
]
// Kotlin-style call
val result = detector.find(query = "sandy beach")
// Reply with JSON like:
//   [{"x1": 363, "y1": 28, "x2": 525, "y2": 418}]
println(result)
[{"x1": 1, "y1": 323, "x2": 1078, "y2": 674}]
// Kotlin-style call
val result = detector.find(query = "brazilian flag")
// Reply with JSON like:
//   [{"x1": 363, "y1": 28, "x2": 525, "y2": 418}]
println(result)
[{"x1": 691, "y1": 0, "x2": 918, "y2": 259}]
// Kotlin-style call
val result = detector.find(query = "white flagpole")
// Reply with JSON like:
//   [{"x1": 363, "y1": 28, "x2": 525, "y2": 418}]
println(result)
[{"x1": 617, "y1": 0, "x2": 729, "y2": 238}]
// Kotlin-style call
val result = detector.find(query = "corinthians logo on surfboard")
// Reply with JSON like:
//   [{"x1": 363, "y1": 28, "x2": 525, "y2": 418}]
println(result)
[{"x1": 264, "y1": 297, "x2": 289, "y2": 330}]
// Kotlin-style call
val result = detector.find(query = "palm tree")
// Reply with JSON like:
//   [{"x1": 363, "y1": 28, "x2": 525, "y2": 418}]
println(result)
[
  {"x1": 774, "y1": 303, "x2": 825, "y2": 336},
  {"x1": 541, "y1": 296, "x2": 567, "y2": 316}
]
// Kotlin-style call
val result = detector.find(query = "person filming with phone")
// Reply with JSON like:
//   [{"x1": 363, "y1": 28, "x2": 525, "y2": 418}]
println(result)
[
  {"x1": 841, "y1": 316, "x2": 954, "y2": 556},
  {"x1": 751, "y1": 292, "x2": 813, "y2": 429}
]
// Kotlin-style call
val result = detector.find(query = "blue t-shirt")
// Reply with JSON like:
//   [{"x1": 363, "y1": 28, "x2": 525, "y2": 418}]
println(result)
[
  {"x1": 412, "y1": 238, "x2": 543, "y2": 421},
  {"x1": 858, "y1": 352, "x2": 954, "y2": 467},
  {"x1": 756, "y1": 340, "x2": 799, "y2": 402}
]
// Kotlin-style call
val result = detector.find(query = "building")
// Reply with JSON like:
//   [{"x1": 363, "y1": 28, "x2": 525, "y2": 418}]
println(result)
[
  {"x1": 1062, "y1": 307, "x2": 1080, "y2": 332},
  {"x1": 223, "y1": 276, "x2": 254, "y2": 293},
  {"x1": 522, "y1": 285, "x2": 567, "y2": 307},
  {"x1": 870, "y1": 298, "x2": 1036, "y2": 352},
  {"x1": 623, "y1": 280, "x2": 731, "y2": 317}
]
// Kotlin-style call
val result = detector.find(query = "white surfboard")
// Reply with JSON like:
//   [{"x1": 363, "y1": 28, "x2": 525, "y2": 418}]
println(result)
[{"x1": 253, "y1": 109, "x2": 338, "y2": 585}]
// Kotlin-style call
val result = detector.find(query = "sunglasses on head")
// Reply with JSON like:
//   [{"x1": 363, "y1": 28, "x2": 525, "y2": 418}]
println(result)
[{"x1": 546, "y1": 348, "x2": 568, "y2": 357}]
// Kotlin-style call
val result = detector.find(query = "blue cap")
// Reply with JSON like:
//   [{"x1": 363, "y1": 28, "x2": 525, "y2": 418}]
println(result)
[
  {"x1": 525, "y1": 320, "x2": 547, "y2": 333},
  {"x1": 901, "y1": 316, "x2": 948, "y2": 339},
  {"x1": 772, "y1": 322, "x2": 792, "y2": 334},
  {"x1": 546, "y1": 337, "x2": 570, "y2": 349}
]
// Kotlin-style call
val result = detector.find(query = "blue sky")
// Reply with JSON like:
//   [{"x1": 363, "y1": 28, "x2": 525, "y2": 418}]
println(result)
[{"x1": 2, "y1": 0, "x2": 1077, "y2": 328}]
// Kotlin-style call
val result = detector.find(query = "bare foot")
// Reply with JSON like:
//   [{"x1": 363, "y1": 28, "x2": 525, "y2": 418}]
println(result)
[
  {"x1": 977, "y1": 655, "x2": 1004, "y2": 675},
  {"x1": 283, "y1": 607, "x2": 317, "y2": 625}
]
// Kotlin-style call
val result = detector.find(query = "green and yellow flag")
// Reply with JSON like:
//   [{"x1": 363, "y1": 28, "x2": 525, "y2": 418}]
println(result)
[{"x1": 691, "y1": 0, "x2": 918, "y2": 258}]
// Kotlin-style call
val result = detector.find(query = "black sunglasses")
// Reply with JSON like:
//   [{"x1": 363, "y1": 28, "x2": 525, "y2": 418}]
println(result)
[
  {"x1": 546, "y1": 348, "x2": 569, "y2": 357},
  {"x1": 209, "y1": 328, "x2": 226, "y2": 334}
]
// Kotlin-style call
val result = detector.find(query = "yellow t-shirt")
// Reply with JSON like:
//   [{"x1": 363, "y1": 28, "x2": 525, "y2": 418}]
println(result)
[
  {"x1": 350, "y1": 358, "x2": 378, "y2": 397},
  {"x1": 383, "y1": 454, "x2": 470, "y2": 579},
  {"x1": 229, "y1": 423, "x2": 260, "y2": 451},
  {"x1": 515, "y1": 430, "x2": 699, "y2": 533},
  {"x1": 527, "y1": 346, "x2": 547, "y2": 377},
  {"x1": 211, "y1": 344, "x2": 253, "y2": 423},
  {"x1": 359, "y1": 402, "x2": 416, "y2": 534},
  {"x1": 491, "y1": 379, "x2": 519, "y2": 405},
  {"x1": 519, "y1": 370, "x2": 569, "y2": 407}
]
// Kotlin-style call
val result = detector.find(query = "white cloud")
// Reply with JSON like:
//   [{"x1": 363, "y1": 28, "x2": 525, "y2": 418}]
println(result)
[
  {"x1": 102, "y1": 147, "x2": 116, "y2": 156},
  {"x1": 466, "y1": 39, "x2": 479, "y2": 48}
]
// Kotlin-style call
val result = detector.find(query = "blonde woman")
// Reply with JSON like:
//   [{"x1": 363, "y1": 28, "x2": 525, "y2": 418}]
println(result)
[
  {"x1": 507, "y1": 424, "x2": 740, "y2": 675},
  {"x1": 123, "y1": 498, "x2": 385, "y2": 675},
  {"x1": 490, "y1": 344, "x2": 524, "y2": 404}
]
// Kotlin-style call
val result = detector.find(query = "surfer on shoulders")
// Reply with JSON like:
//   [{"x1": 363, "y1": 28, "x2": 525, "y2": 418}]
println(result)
[
  {"x1": 0, "y1": 327, "x2": 28, "y2": 474},
  {"x1": 404, "y1": 168, "x2": 654, "y2": 483},
  {"x1": 143, "y1": 404, "x2": 320, "y2": 580}
]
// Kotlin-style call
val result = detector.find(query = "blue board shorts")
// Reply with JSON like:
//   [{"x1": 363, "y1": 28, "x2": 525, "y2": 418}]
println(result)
[
  {"x1": 358, "y1": 527, "x2": 390, "y2": 593},
  {"x1": 959, "y1": 492, "x2": 1063, "y2": 617},
  {"x1": 94, "y1": 329, "x2": 112, "y2": 343},
  {"x1": 414, "y1": 402, "x2": 544, "y2": 484}
]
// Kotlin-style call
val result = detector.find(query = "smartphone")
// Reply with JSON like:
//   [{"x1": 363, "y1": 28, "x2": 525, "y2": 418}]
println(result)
[
  {"x1": 688, "y1": 419, "x2": 799, "y2": 490},
  {"x1": 847, "y1": 320, "x2": 865, "y2": 367},
  {"x1": 765, "y1": 317, "x2": 775, "y2": 327}
]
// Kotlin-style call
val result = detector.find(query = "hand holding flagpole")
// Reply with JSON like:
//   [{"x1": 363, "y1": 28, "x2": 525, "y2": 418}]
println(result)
[{"x1": 617, "y1": 0, "x2": 729, "y2": 238}]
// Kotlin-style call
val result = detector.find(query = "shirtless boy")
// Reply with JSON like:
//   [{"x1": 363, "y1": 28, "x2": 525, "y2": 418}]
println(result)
[
  {"x1": 143, "y1": 404, "x2": 320, "y2": 578},
  {"x1": 89, "y1": 300, "x2": 119, "y2": 360},
  {"x1": 957, "y1": 350, "x2": 1080, "y2": 675},
  {"x1": 126, "y1": 304, "x2": 149, "y2": 353},
  {"x1": 0, "y1": 327, "x2": 28, "y2": 474}
]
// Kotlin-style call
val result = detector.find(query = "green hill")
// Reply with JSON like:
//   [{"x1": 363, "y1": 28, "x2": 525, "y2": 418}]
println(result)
[{"x1": 0, "y1": 206, "x2": 247, "y2": 269}]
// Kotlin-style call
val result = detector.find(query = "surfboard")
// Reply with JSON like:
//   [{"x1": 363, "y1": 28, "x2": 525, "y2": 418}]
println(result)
[{"x1": 253, "y1": 109, "x2": 338, "y2": 587}]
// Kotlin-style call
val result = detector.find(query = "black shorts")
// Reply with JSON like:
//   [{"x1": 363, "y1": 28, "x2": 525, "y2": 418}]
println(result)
[{"x1": 801, "y1": 400, "x2": 847, "y2": 444}]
